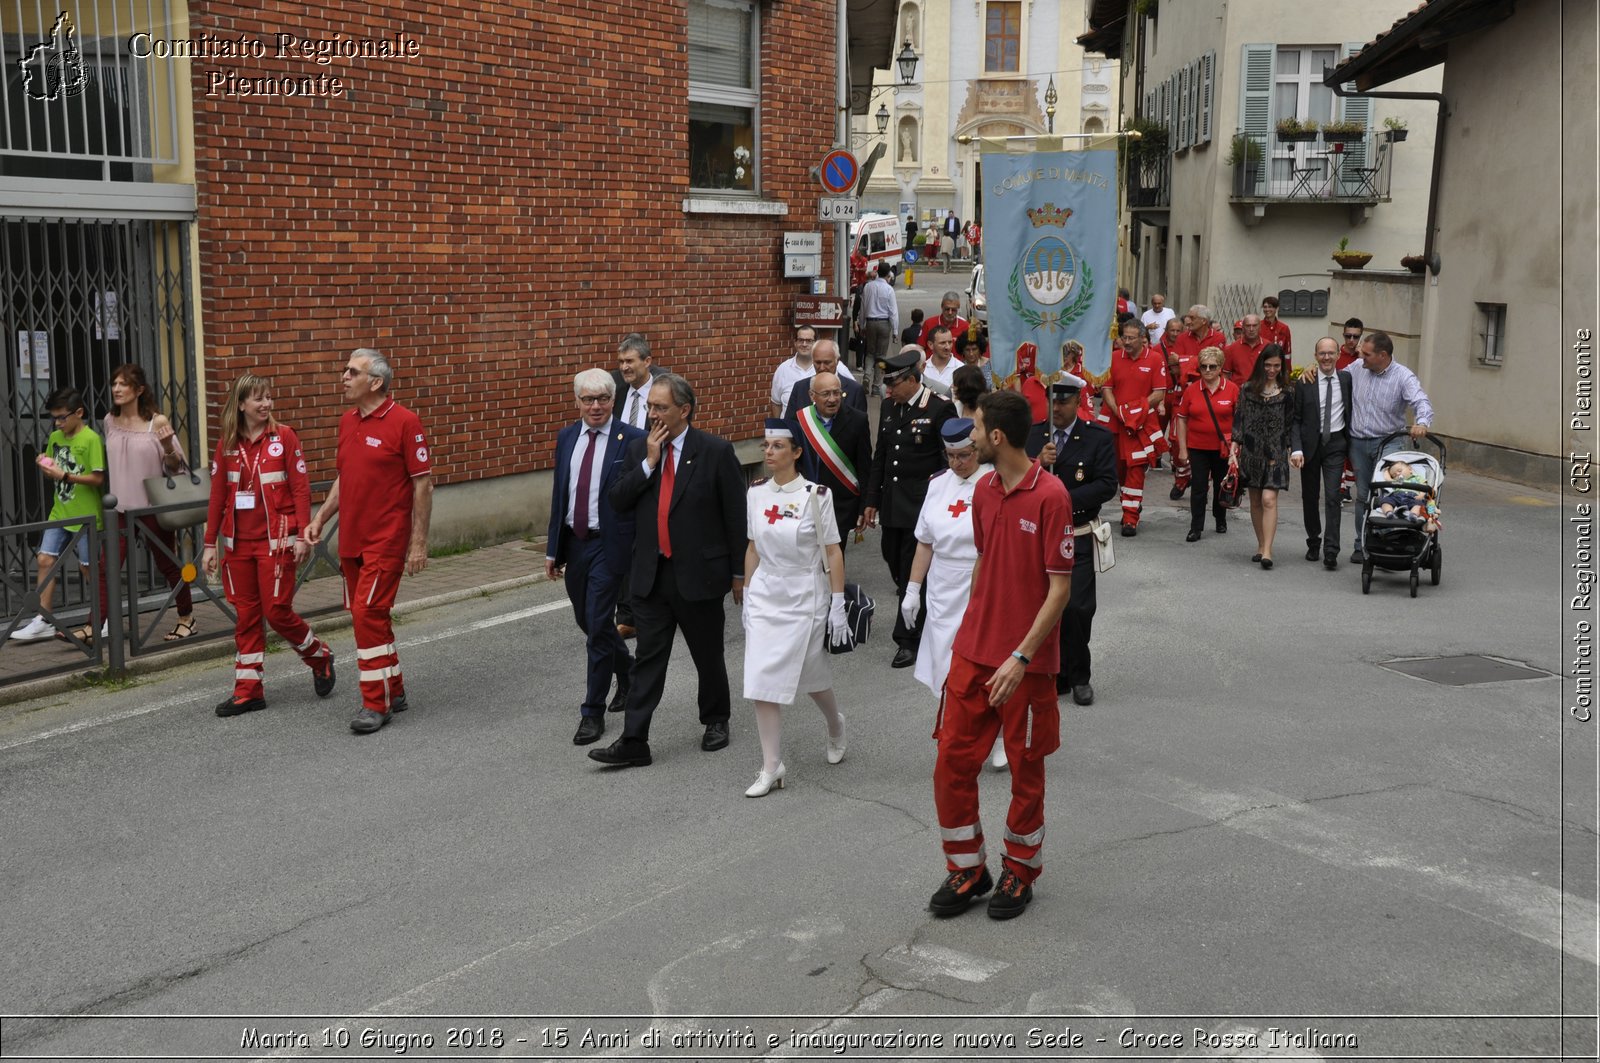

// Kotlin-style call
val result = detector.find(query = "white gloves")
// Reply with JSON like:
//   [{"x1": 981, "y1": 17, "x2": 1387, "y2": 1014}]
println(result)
[
  {"x1": 829, "y1": 592, "x2": 850, "y2": 648},
  {"x1": 900, "y1": 582, "x2": 922, "y2": 629}
]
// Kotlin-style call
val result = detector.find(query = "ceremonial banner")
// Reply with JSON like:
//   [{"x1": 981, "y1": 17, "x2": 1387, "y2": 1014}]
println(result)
[{"x1": 980, "y1": 145, "x2": 1119, "y2": 386}]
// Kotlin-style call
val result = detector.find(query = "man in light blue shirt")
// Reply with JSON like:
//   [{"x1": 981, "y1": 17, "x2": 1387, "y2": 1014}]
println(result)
[
  {"x1": 1348, "y1": 330, "x2": 1435, "y2": 562},
  {"x1": 856, "y1": 263, "x2": 899, "y2": 384}
]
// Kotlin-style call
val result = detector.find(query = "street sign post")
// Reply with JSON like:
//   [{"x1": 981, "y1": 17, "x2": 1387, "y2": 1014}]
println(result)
[
  {"x1": 783, "y1": 254, "x2": 821, "y2": 278},
  {"x1": 783, "y1": 232, "x2": 823, "y2": 254},
  {"x1": 792, "y1": 296, "x2": 848, "y2": 331},
  {"x1": 819, "y1": 197, "x2": 859, "y2": 223}
]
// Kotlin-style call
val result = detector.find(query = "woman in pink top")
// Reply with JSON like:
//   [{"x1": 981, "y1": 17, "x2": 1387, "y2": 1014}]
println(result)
[{"x1": 97, "y1": 363, "x2": 196, "y2": 641}]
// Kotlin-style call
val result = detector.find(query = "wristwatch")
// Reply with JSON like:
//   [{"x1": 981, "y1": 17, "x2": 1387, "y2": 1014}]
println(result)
[{"x1": 1011, "y1": 650, "x2": 1030, "y2": 665}]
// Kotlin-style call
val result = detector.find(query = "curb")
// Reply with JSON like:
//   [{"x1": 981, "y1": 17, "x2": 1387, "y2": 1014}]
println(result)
[{"x1": 0, "y1": 573, "x2": 545, "y2": 709}]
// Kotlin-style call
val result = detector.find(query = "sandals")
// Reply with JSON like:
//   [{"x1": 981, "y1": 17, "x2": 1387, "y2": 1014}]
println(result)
[
  {"x1": 163, "y1": 617, "x2": 199, "y2": 642},
  {"x1": 55, "y1": 624, "x2": 93, "y2": 643}
]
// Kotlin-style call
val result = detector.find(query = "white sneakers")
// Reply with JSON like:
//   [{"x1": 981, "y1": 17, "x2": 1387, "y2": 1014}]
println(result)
[
  {"x1": 9, "y1": 615, "x2": 53, "y2": 641},
  {"x1": 826, "y1": 715, "x2": 847, "y2": 765},
  {"x1": 988, "y1": 736, "x2": 1009, "y2": 772},
  {"x1": 744, "y1": 763, "x2": 786, "y2": 798}
]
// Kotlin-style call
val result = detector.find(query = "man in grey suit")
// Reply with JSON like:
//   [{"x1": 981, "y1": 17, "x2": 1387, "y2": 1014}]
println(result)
[
  {"x1": 612, "y1": 333, "x2": 665, "y2": 433},
  {"x1": 1290, "y1": 337, "x2": 1355, "y2": 570}
]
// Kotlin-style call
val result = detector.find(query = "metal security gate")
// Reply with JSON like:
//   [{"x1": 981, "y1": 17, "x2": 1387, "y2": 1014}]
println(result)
[{"x1": 0, "y1": 215, "x2": 196, "y2": 649}]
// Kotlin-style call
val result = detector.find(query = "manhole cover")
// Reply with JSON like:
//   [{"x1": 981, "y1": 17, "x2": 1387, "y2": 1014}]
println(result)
[{"x1": 1380, "y1": 654, "x2": 1551, "y2": 686}]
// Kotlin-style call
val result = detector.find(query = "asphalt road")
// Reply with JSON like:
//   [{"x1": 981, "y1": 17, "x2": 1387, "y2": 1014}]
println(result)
[{"x1": 0, "y1": 465, "x2": 1592, "y2": 1061}]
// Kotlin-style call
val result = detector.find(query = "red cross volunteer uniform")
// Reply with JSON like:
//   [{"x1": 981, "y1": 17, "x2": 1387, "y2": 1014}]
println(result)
[
  {"x1": 336, "y1": 397, "x2": 431, "y2": 715},
  {"x1": 1097, "y1": 346, "x2": 1169, "y2": 529}
]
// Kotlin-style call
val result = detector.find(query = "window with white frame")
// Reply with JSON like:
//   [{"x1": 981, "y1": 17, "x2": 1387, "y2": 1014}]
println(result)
[
  {"x1": 688, "y1": 0, "x2": 758, "y2": 193},
  {"x1": 985, "y1": 2, "x2": 1022, "y2": 73},
  {"x1": 1271, "y1": 46, "x2": 1336, "y2": 185},
  {"x1": 1477, "y1": 303, "x2": 1506, "y2": 366}
]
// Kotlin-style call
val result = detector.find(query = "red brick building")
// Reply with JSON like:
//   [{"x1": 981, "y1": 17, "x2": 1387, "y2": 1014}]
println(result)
[{"x1": 0, "y1": 0, "x2": 896, "y2": 539}]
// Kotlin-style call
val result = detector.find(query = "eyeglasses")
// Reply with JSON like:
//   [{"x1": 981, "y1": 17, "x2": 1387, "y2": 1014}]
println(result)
[
  {"x1": 1343, "y1": 333, "x2": 1361, "y2": 341},
  {"x1": 341, "y1": 367, "x2": 367, "y2": 377},
  {"x1": 1199, "y1": 364, "x2": 1222, "y2": 371},
  {"x1": 577, "y1": 395, "x2": 611, "y2": 405},
  {"x1": 50, "y1": 413, "x2": 73, "y2": 422}
]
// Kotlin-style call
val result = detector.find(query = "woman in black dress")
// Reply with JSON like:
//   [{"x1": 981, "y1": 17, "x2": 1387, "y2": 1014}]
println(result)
[{"x1": 1230, "y1": 344, "x2": 1293, "y2": 569}]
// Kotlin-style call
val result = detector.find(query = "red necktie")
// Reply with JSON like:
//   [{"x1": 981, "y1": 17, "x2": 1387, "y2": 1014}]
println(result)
[
  {"x1": 657, "y1": 442, "x2": 674, "y2": 558},
  {"x1": 572, "y1": 428, "x2": 598, "y2": 540}
]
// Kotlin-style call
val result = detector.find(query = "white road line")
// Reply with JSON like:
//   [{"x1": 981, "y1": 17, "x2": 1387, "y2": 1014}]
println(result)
[
  {"x1": 1143, "y1": 777, "x2": 1598, "y2": 965},
  {"x1": 0, "y1": 600, "x2": 568, "y2": 753}
]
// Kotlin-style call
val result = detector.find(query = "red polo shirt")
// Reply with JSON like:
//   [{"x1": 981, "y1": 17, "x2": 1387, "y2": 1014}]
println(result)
[
  {"x1": 1175, "y1": 378, "x2": 1241, "y2": 451},
  {"x1": 1259, "y1": 317, "x2": 1293, "y2": 358},
  {"x1": 1105, "y1": 347, "x2": 1168, "y2": 427},
  {"x1": 335, "y1": 398, "x2": 432, "y2": 559},
  {"x1": 1173, "y1": 328, "x2": 1227, "y2": 366},
  {"x1": 1222, "y1": 338, "x2": 1266, "y2": 384},
  {"x1": 919, "y1": 315, "x2": 969, "y2": 349},
  {"x1": 1336, "y1": 343, "x2": 1359, "y2": 371},
  {"x1": 953, "y1": 462, "x2": 1074, "y2": 675}
]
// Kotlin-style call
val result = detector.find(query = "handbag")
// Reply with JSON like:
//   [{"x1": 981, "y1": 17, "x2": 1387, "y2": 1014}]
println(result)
[
  {"x1": 143, "y1": 459, "x2": 211, "y2": 531},
  {"x1": 810, "y1": 486, "x2": 874, "y2": 654},
  {"x1": 1202, "y1": 387, "x2": 1244, "y2": 510},
  {"x1": 1088, "y1": 517, "x2": 1115, "y2": 573}
]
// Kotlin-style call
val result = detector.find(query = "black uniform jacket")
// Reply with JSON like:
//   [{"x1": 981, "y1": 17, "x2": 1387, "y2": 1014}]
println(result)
[{"x1": 863, "y1": 385, "x2": 955, "y2": 527}]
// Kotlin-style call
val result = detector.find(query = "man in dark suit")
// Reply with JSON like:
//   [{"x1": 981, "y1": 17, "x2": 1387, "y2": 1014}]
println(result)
[
  {"x1": 795, "y1": 371, "x2": 871, "y2": 551},
  {"x1": 1290, "y1": 336, "x2": 1355, "y2": 570},
  {"x1": 589, "y1": 373, "x2": 747, "y2": 768},
  {"x1": 546, "y1": 369, "x2": 647, "y2": 745},
  {"x1": 862, "y1": 347, "x2": 955, "y2": 668},
  {"x1": 609, "y1": 333, "x2": 665, "y2": 638},
  {"x1": 612, "y1": 332, "x2": 666, "y2": 433},
  {"x1": 784, "y1": 338, "x2": 870, "y2": 418},
  {"x1": 1032, "y1": 376, "x2": 1118, "y2": 706}
]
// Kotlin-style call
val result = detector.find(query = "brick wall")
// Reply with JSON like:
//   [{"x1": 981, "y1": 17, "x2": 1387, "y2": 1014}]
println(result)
[{"x1": 191, "y1": 0, "x2": 838, "y2": 484}]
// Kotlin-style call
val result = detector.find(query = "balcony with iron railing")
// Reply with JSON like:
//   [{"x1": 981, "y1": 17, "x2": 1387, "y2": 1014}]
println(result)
[
  {"x1": 1127, "y1": 151, "x2": 1170, "y2": 212},
  {"x1": 1226, "y1": 129, "x2": 1399, "y2": 205}
]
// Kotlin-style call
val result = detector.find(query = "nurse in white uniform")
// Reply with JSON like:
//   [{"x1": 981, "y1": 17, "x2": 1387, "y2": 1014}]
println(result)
[
  {"x1": 900, "y1": 419, "x2": 1005, "y2": 769},
  {"x1": 741, "y1": 418, "x2": 851, "y2": 798}
]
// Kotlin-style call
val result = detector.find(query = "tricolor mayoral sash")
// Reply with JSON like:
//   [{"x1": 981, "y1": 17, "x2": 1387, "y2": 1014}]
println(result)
[{"x1": 797, "y1": 405, "x2": 859, "y2": 494}]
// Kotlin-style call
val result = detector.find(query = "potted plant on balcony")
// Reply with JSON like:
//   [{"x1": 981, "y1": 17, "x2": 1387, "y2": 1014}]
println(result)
[
  {"x1": 1276, "y1": 116, "x2": 1318, "y2": 143},
  {"x1": 1381, "y1": 116, "x2": 1409, "y2": 143},
  {"x1": 1332, "y1": 236, "x2": 1373, "y2": 270},
  {"x1": 1225, "y1": 133, "x2": 1264, "y2": 196},
  {"x1": 1400, "y1": 253, "x2": 1427, "y2": 274},
  {"x1": 1321, "y1": 120, "x2": 1365, "y2": 144},
  {"x1": 1123, "y1": 117, "x2": 1168, "y2": 205}
]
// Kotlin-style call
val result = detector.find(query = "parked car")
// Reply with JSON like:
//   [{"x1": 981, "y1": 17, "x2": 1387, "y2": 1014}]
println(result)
[{"x1": 966, "y1": 264, "x2": 988, "y2": 324}]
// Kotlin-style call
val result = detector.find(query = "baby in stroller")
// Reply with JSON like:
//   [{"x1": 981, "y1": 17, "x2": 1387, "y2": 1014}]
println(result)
[{"x1": 1374, "y1": 460, "x2": 1440, "y2": 531}]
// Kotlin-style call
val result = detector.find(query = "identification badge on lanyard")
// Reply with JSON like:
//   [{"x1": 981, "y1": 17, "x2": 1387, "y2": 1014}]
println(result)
[{"x1": 235, "y1": 491, "x2": 257, "y2": 510}]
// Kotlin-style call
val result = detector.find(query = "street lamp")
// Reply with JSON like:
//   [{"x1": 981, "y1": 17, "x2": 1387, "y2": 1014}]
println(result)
[
  {"x1": 875, "y1": 102, "x2": 890, "y2": 134},
  {"x1": 896, "y1": 39, "x2": 919, "y2": 85},
  {"x1": 1044, "y1": 76, "x2": 1058, "y2": 133}
]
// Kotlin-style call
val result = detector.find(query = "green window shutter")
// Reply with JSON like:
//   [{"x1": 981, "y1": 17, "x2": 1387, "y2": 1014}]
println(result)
[
  {"x1": 1338, "y1": 41, "x2": 1372, "y2": 191},
  {"x1": 1198, "y1": 50, "x2": 1216, "y2": 145},
  {"x1": 1178, "y1": 62, "x2": 1191, "y2": 150},
  {"x1": 1238, "y1": 43, "x2": 1274, "y2": 195}
]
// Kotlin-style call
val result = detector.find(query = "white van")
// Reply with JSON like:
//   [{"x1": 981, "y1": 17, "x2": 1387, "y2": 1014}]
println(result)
[{"x1": 849, "y1": 213, "x2": 904, "y2": 287}]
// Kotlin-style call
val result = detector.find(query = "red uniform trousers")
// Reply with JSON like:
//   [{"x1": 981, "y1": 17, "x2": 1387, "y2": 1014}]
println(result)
[
  {"x1": 1115, "y1": 456, "x2": 1150, "y2": 527},
  {"x1": 341, "y1": 552, "x2": 405, "y2": 712},
  {"x1": 933, "y1": 652, "x2": 1062, "y2": 884},
  {"x1": 222, "y1": 539, "x2": 330, "y2": 700}
]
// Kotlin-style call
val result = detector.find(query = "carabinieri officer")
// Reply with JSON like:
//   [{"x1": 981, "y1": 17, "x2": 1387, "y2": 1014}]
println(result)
[
  {"x1": 860, "y1": 346, "x2": 955, "y2": 669},
  {"x1": 1036, "y1": 374, "x2": 1117, "y2": 706}
]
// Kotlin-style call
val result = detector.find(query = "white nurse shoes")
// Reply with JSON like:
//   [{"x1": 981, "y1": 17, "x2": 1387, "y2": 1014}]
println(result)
[
  {"x1": 826, "y1": 715, "x2": 847, "y2": 764},
  {"x1": 744, "y1": 763, "x2": 786, "y2": 798}
]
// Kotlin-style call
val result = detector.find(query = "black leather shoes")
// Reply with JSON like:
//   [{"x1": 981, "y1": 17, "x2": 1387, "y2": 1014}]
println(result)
[
  {"x1": 588, "y1": 737, "x2": 652, "y2": 766},
  {"x1": 350, "y1": 708, "x2": 390, "y2": 734},
  {"x1": 929, "y1": 866, "x2": 993, "y2": 918},
  {"x1": 1169, "y1": 485, "x2": 1186, "y2": 500},
  {"x1": 987, "y1": 869, "x2": 1034, "y2": 920},
  {"x1": 891, "y1": 646, "x2": 917, "y2": 669},
  {"x1": 1071, "y1": 684, "x2": 1095, "y2": 706},
  {"x1": 312, "y1": 660, "x2": 336, "y2": 698},
  {"x1": 1351, "y1": 549, "x2": 1366, "y2": 564},
  {"x1": 215, "y1": 696, "x2": 265, "y2": 717},
  {"x1": 1305, "y1": 546, "x2": 1320, "y2": 561},
  {"x1": 1120, "y1": 523, "x2": 1137, "y2": 537},
  {"x1": 1185, "y1": 529, "x2": 1201, "y2": 542},
  {"x1": 573, "y1": 716, "x2": 605, "y2": 745},
  {"x1": 1324, "y1": 555, "x2": 1339, "y2": 570},
  {"x1": 701, "y1": 720, "x2": 730, "y2": 751},
  {"x1": 1260, "y1": 557, "x2": 1274, "y2": 570},
  {"x1": 1251, "y1": 553, "x2": 1263, "y2": 563},
  {"x1": 607, "y1": 680, "x2": 629, "y2": 714},
  {"x1": 1215, "y1": 515, "x2": 1228, "y2": 534}
]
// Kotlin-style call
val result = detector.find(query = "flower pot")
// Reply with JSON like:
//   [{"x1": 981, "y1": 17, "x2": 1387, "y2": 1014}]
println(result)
[
  {"x1": 1321, "y1": 130, "x2": 1364, "y2": 144},
  {"x1": 1382, "y1": 128, "x2": 1409, "y2": 143},
  {"x1": 1332, "y1": 252, "x2": 1373, "y2": 269},
  {"x1": 1277, "y1": 130, "x2": 1318, "y2": 144},
  {"x1": 1400, "y1": 256, "x2": 1427, "y2": 274}
]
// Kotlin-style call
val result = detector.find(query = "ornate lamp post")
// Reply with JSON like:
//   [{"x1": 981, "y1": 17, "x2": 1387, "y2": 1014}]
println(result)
[{"x1": 1045, "y1": 76, "x2": 1058, "y2": 134}]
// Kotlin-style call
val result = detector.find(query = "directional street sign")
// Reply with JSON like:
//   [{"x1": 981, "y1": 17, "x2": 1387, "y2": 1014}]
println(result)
[
  {"x1": 783, "y1": 254, "x2": 821, "y2": 278},
  {"x1": 818, "y1": 149, "x2": 859, "y2": 195},
  {"x1": 783, "y1": 232, "x2": 822, "y2": 254},
  {"x1": 819, "y1": 197, "x2": 859, "y2": 223}
]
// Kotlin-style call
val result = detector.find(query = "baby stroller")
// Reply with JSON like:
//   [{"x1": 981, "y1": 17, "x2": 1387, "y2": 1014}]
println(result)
[{"x1": 1360, "y1": 431, "x2": 1446, "y2": 598}]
